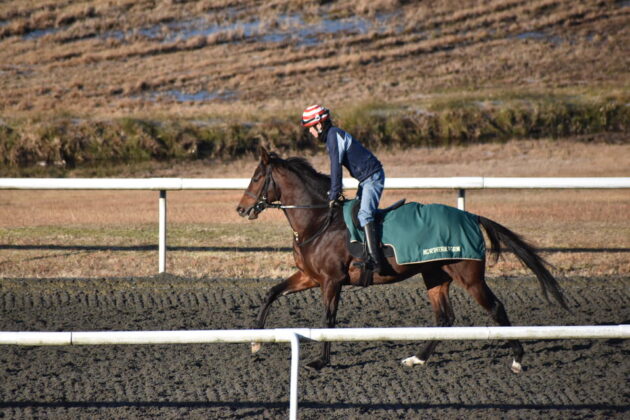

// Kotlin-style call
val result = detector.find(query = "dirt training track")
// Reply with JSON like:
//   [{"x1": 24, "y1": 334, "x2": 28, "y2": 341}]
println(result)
[{"x1": 0, "y1": 275, "x2": 628, "y2": 419}]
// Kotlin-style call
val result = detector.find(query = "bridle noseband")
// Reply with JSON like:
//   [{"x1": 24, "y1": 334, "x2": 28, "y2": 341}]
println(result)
[
  {"x1": 244, "y1": 165, "x2": 276, "y2": 213},
  {"x1": 245, "y1": 163, "x2": 334, "y2": 246}
]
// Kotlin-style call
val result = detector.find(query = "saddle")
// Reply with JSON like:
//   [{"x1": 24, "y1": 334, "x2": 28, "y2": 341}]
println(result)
[{"x1": 346, "y1": 198, "x2": 406, "y2": 270}]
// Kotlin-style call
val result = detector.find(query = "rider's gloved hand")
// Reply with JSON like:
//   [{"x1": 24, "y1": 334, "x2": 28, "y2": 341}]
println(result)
[{"x1": 328, "y1": 194, "x2": 345, "y2": 208}]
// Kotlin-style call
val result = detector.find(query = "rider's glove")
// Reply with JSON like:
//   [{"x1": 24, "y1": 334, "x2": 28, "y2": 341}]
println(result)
[{"x1": 328, "y1": 194, "x2": 344, "y2": 208}]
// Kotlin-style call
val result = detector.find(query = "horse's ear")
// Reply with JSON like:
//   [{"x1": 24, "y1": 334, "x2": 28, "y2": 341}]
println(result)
[{"x1": 260, "y1": 146, "x2": 270, "y2": 165}]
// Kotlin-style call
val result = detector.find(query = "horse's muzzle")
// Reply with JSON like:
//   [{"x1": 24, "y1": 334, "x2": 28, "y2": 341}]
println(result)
[{"x1": 236, "y1": 205, "x2": 259, "y2": 220}]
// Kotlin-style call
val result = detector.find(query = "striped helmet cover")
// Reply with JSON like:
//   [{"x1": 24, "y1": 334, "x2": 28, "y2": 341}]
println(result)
[{"x1": 301, "y1": 104, "x2": 330, "y2": 127}]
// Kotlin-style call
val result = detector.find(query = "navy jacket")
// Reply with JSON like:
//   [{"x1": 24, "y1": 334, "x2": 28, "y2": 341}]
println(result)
[{"x1": 325, "y1": 127, "x2": 383, "y2": 201}]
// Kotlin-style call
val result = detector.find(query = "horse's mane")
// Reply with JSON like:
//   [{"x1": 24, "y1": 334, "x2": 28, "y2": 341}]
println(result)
[{"x1": 269, "y1": 152, "x2": 330, "y2": 198}]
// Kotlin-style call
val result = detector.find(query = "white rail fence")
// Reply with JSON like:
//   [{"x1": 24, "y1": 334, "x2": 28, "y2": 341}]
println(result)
[
  {"x1": 2, "y1": 325, "x2": 629, "y2": 420},
  {"x1": 1, "y1": 177, "x2": 629, "y2": 273}
]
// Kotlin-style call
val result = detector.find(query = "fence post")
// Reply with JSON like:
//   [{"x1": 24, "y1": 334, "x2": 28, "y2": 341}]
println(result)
[
  {"x1": 457, "y1": 189, "x2": 466, "y2": 210},
  {"x1": 289, "y1": 333, "x2": 300, "y2": 420},
  {"x1": 159, "y1": 190, "x2": 167, "y2": 273}
]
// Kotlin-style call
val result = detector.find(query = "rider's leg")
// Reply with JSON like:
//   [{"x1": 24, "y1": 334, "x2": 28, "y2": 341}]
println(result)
[
  {"x1": 357, "y1": 169, "x2": 385, "y2": 273},
  {"x1": 363, "y1": 221, "x2": 382, "y2": 273}
]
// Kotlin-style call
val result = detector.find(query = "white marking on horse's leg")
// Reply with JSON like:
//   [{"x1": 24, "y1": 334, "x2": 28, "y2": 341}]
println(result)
[
  {"x1": 401, "y1": 356, "x2": 426, "y2": 367},
  {"x1": 251, "y1": 342, "x2": 262, "y2": 354},
  {"x1": 511, "y1": 359, "x2": 522, "y2": 374}
]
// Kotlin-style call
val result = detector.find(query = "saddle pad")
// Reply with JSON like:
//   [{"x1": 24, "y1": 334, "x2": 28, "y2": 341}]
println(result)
[{"x1": 342, "y1": 199, "x2": 485, "y2": 265}]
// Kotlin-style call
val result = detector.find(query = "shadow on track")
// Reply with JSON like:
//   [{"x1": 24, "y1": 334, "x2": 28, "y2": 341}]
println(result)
[{"x1": 0, "y1": 401, "x2": 627, "y2": 413}]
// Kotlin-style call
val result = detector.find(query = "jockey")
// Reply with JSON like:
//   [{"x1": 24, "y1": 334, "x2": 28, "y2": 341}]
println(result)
[{"x1": 302, "y1": 104, "x2": 385, "y2": 274}]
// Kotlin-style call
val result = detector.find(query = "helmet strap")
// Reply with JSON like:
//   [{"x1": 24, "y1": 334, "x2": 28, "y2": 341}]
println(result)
[{"x1": 317, "y1": 120, "x2": 331, "y2": 143}]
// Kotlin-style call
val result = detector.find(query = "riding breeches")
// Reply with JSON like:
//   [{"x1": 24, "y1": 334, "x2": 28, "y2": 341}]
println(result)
[{"x1": 356, "y1": 169, "x2": 385, "y2": 227}]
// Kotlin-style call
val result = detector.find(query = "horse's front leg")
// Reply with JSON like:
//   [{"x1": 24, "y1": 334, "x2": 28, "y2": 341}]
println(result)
[
  {"x1": 252, "y1": 271, "x2": 317, "y2": 354},
  {"x1": 306, "y1": 279, "x2": 343, "y2": 370}
]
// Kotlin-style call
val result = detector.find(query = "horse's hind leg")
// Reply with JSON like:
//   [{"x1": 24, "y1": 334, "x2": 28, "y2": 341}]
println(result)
[
  {"x1": 402, "y1": 270, "x2": 454, "y2": 367},
  {"x1": 252, "y1": 271, "x2": 317, "y2": 353},
  {"x1": 454, "y1": 261, "x2": 525, "y2": 373},
  {"x1": 472, "y1": 282, "x2": 524, "y2": 373}
]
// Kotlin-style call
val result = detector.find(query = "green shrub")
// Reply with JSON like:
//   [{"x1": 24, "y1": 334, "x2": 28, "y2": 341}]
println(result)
[{"x1": 1, "y1": 96, "x2": 627, "y2": 176}]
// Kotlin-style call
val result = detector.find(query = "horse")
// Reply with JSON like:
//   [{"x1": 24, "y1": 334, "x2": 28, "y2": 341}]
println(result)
[{"x1": 236, "y1": 147, "x2": 568, "y2": 373}]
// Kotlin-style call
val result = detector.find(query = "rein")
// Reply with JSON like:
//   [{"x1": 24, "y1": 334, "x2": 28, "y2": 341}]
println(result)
[
  {"x1": 244, "y1": 196, "x2": 329, "y2": 210},
  {"x1": 246, "y1": 165, "x2": 334, "y2": 247},
  {"x1": 294, "y1": 207, "x2": 336, "y2": 247}
]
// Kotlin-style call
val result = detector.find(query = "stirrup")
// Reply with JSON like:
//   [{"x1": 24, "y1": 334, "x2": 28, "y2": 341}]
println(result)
[
  {"x1": 352, "y1": 254, "x2": 378, "y2": 269},
  {"x1": 352, "y1": 258, "x2": 376, "y2": 287},
  {"x1": 354, "y1": 253, "x2": 382, "y2": 274}
]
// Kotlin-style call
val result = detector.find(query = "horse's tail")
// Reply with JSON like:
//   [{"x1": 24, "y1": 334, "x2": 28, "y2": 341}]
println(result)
[{"x1": 479, "y1": 216, "x2": 569, "y2": 310}]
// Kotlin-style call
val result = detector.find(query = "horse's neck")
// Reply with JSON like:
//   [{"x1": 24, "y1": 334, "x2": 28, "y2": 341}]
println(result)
[{"x1": 278, "y1": 171, "x2": 328, "y2": 236}]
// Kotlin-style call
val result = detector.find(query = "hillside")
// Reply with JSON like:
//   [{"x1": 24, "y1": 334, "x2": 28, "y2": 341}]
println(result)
[{"x1": 0, "y1": 0, "x2": 628, "y2": 174}]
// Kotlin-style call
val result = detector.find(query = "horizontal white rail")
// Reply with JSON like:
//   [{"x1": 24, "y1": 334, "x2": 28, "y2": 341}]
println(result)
[
  {"x1": 1, "y1": 177, "x2": 629, "y2": 190},
  {"x1": 1, "y1": 325, "x2": 628, "y2": 420},
  {"x1": 2, "y1": 177, "x2": 628, "y2": 273},
  {"x1": 2, "y1": 325, "x2": 629, "y2": 346}
]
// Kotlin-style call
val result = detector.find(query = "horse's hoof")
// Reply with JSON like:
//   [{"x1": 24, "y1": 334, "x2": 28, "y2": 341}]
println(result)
[
  {"x1": 511, "y1": 359, "x2": 523, "y2": 374},
  {"x1": 306, "y1": 358, "x2": 328, "y2": 370},
  {"x1": 401, "y1": 356, "x2": 426, "y2": 367},
  {"x1": 251, "y1": 342, "x2": 262, "y2": 354}
]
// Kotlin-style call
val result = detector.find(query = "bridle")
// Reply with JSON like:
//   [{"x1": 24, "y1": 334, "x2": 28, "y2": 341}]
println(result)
[
  {"x1": 245, "y1": 164, "x2": 330, "y2": 212},
  {"x1": 244, "y1": 163, "x2": 335, "y2": 246}
]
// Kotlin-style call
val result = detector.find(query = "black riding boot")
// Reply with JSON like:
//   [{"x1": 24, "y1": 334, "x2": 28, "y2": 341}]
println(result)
[{"x1": 364, "y1": 222, "x2": 383, "y2": 275}]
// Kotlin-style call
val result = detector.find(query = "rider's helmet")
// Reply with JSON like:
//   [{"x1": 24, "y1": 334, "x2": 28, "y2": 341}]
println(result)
[{"x1": 301, "y1": 104, "x2": 330, "y2": 128}]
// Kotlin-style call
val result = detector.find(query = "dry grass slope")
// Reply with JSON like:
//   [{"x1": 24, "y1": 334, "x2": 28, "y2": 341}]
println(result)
[
  {"x1": 1, "y1": 0, "x2": 627, "y2": 117},
  {"x1": 1, "y1": 0, "x2": 627, "y2": 174}
]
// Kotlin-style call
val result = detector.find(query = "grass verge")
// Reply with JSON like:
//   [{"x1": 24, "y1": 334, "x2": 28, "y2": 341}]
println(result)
[{"x1": 1, "y1": 94, "x2": 628, "y2": 177}]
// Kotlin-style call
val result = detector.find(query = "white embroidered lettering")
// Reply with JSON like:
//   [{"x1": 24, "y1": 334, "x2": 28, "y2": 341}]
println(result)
[{"x1": 423, "y1": 246, "x2": 461, "y2": 255}]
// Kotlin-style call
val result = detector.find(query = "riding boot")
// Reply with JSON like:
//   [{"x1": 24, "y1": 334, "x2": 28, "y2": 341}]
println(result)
[{"x1": 364, "y1": 222, "x2": 383, "y2": 275}]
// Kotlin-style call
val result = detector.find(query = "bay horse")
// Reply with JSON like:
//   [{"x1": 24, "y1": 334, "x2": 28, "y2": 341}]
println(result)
[{"x1": 236, "y1": 147, "x2": 568, "y2": 373}]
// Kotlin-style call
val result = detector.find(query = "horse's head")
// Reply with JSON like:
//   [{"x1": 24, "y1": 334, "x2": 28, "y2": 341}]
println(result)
[{"x1": 236, "y1": 147, "x2": 281, "y2": 220}]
